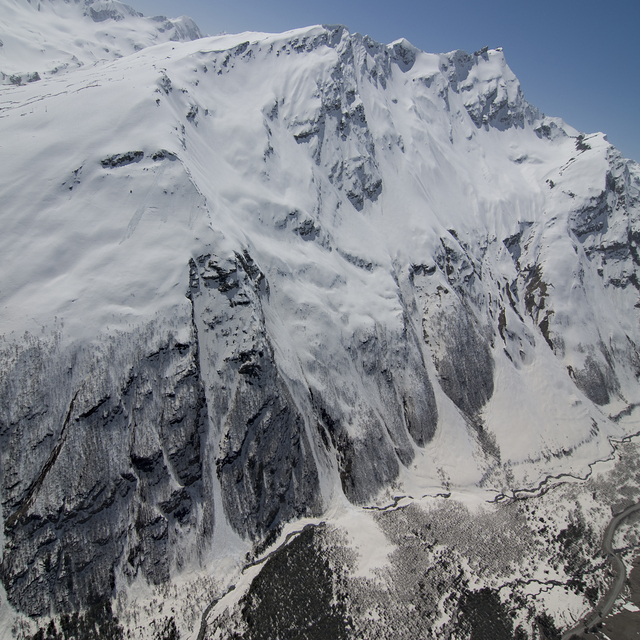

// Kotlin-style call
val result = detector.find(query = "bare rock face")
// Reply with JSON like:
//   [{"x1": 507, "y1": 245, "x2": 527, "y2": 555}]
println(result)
[
  {"x1": 411, "y1": 234, "x2": 495, "y2": 428},
  {"x1": 188, "y1": 251, "x2": 323, "y2": 540},
  {"x1": 0, "y1": 324, "x2": 211, "y2": 615},
  {"x1": 431, "y1": 307, "x2": 495, "y2": 420},
  {"x1": 308, "y1": 311, "x2": 439, "y2": 504}
]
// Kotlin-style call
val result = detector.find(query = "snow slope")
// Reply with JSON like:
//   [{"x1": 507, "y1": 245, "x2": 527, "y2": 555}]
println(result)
[
  {"x1": 1, "y1": 2, "x2": 640, "y2": 635},
  {"x1": 0, "y1": 0, "x2": 202, "y2": 84}
]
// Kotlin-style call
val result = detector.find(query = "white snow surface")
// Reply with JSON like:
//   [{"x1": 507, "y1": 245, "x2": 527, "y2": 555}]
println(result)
[
  {"x1": 1, "y1": 0, "x2": 640, "y2": 534},
  {"x1": 0, "y1": 0, "x2": 202, "y2": 84}
]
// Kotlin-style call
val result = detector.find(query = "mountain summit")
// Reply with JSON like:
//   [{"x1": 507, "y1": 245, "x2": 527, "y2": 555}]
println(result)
[{"x1": 1, "y1": 3, "x2": 640, "y2": 638}]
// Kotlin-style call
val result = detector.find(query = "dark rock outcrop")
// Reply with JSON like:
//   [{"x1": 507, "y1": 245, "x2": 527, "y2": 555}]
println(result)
[{"x1": 0, "y1": 323, "x2": 210, "y2": 615}]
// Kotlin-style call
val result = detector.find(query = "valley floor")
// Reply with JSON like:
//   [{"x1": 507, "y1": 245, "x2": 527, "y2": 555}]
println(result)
[{"x1": 4, "y1": 427, "x2": 640, "y2": 640}]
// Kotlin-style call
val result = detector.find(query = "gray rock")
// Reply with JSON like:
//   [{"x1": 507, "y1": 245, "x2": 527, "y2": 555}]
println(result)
[
  {"x1": 432, "y1": 307, "x2": 495, "y2": 420},
  {"x1": 189, "y1": 251, "x2": 323, "y2": 539},
  {"x1": 0, "y1": 322, "x2": 211, "y2": 615}
]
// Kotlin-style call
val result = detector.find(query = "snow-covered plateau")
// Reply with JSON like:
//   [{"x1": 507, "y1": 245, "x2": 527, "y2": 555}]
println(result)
[{"x1": 1, "y1": 1, "x2": 640, "y2": 638}]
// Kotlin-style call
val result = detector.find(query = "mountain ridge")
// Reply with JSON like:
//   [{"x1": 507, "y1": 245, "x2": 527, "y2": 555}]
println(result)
[{"x1": 0, "y1": 0, "x2": 202, "y2": 85}]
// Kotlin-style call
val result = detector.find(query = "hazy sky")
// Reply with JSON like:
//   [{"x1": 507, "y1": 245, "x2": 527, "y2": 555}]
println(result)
[{"x1": 129, "y1": 0, "x2": 640, "y2": 163}]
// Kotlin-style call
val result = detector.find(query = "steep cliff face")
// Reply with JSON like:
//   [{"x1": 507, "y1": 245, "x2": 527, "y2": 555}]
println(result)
[
  {"x1": 0, "y1": 322, "x2": 212, "y2": 616},
  {"x1": 1, "y1": 3, "x2": 640, "y2": 635},
  {"x1": 188, "y1": 251, "x2": 323, "y2": 539}
]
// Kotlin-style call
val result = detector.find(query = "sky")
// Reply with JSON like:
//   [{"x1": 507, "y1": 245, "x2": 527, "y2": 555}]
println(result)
[{"x1": 129, "y1": 0, "x2": 640, "y2": 163}]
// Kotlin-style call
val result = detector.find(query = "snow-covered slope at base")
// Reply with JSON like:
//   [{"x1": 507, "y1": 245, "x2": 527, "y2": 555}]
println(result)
[
  {"x1": 1, "y1": 9, "x2": 640, "y2": 627},
  {"x1": 0, "y1": 0, "x2": 202, "y2": 84}
]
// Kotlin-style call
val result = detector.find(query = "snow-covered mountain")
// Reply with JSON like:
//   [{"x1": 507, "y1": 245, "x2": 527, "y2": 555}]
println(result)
[
  {"x1": 0, "y1": 0, "x2": 202, "y2": 85},
  {"x1": 1, "y1": 2, "x2": 640, "y2": 638}
]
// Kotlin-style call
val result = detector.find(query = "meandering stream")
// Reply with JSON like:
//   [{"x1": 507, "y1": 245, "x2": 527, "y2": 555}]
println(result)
[{"x1": 561, "y1": 499, "x2": 640, "y2": 640}]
